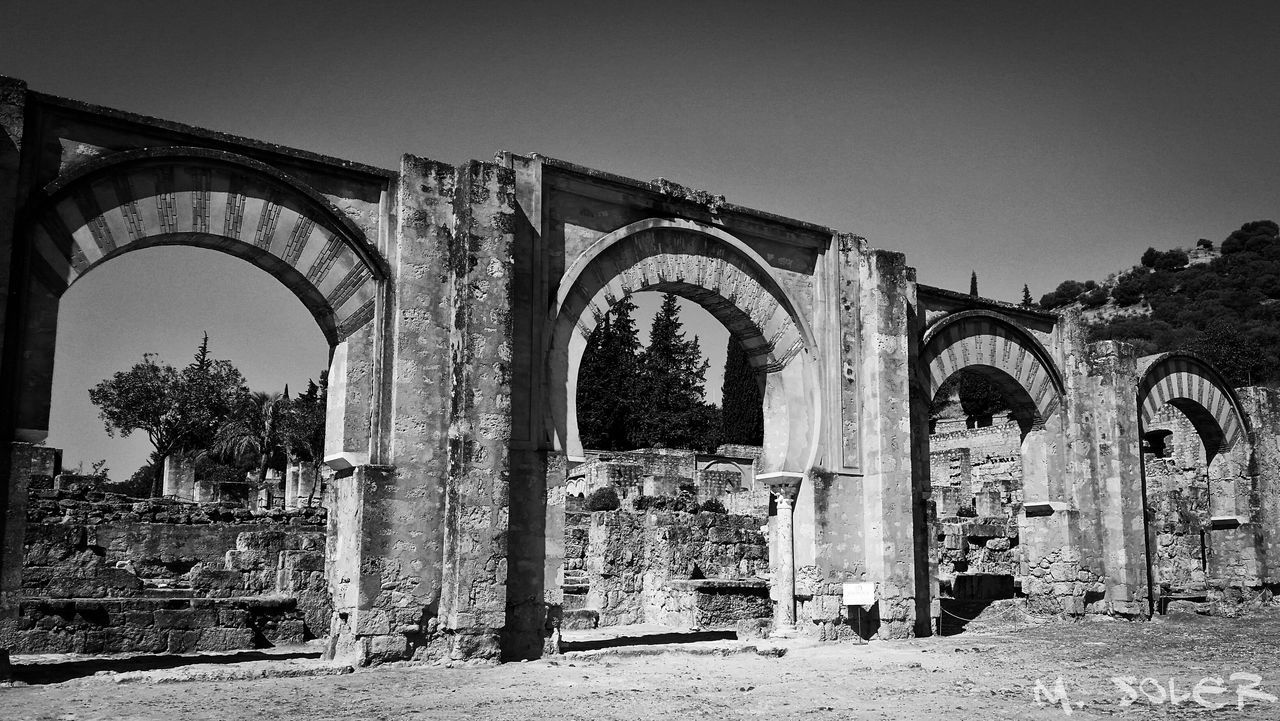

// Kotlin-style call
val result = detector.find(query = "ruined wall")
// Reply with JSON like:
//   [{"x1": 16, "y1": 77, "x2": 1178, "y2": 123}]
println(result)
[
  {"x1": 583, "y1": 510, "x2": 769, "y2": 629},
  {"x1": 6, "y1": 487, "x2": 329, "y2": 655}
]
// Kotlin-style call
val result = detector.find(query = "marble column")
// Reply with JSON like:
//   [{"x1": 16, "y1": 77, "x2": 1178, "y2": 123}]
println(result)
[{"x1": 769, "y1": 480, "x2": 800, "y2": 633}]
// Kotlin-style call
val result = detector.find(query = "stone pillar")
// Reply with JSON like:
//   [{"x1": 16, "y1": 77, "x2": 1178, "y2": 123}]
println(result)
[
  {"x1": 162, "y1": 455, "x2": 196, "y2": 501},
  {"x1": 0, "y1": 76, "x2": 27, "y2": 373},
  {"x1": 193, "y1": 474, "x2": 217, "y2": 504},
  {"x1": 769, "y1": 481, "x2": 799, "y2": 633},
  {"x1": 1087, "y1": 341, "x2": 1150, "y2": 617},
  {"x1": 3, "y1": 443, "x2": 58, "y2": 616},
  {"x1": 857, "y1": 247, "x2": 922, "y2": 637},
  {"x1": 325, "y1": 155, "x2": 460, "y2": 666},
  {"x1": 437, "y1": 160, "x2": 517, "y2": 660},
  {"x1": 1237, "y1": 387, "x2": 1280, "y2": 585},
  {"x1": 287, "y1": 464, "x2": 318, "y2": 508}
]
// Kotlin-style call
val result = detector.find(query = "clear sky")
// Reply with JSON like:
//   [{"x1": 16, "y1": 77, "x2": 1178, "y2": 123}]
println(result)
[{"x1": 5, "y1": 1, "x2": 1280, "y2": 475}]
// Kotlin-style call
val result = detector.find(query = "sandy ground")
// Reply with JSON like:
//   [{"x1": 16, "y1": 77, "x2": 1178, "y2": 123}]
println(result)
[{"x1": 6, "y1": 608, "x2": 1280, "y2": 720}]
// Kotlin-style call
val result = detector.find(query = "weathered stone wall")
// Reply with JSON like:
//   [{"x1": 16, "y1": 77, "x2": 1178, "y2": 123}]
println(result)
[
  {"x1": 6, "y1": 495, "x2": 329, "y2": 655},
  {"x1": 1, "y1": 597, "x2": 308, "y2": 655},
  {"x1": 583, "y1": 510, "x2": 769, "y2": 628}
]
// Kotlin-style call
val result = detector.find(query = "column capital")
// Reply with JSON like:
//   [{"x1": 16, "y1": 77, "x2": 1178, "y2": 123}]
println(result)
[{"x1": 760, "y1": 471, "x2": 803, "y2": 502}]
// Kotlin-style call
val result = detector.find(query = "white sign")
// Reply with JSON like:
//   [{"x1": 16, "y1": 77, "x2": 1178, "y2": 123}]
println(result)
[{"x1": 842, "y1": 582, "x2": 875, "y2": 606}]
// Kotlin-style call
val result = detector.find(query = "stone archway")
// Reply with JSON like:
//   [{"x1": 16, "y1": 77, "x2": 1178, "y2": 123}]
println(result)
[
  {"x1": 1137, "y1": 352, "x2": 1250, "y2": 463},
  {"x1": 920, "y1": 310, "x2": 1065, "y2": 434},
  {"x1": 1136, "y1": 352, "x2": 1256, "y2": 600},
  {"x1": 548, "y1": 218, "x2": 819, "y2": 478},
  {"x1": 11, "y1": 147, "x2": 386, "y2": 458},
  {"x1": 918, "y1": 310, "x2": 1070, "y2": 621},
  {"x1": 544, "y1": 217, "x2": 821, "y2": 637}
]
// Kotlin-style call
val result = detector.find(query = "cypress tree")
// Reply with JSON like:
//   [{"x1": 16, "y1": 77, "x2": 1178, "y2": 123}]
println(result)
[
  {"x1": 969, "y1": 271, "x2": 979, "y2": 297},
  {"x1": 720, "y1": 336, "x2": 763, "y2": 446},
  {"x1": 631, "y1": 294, "x2": 715, "y2": 450},
  {"x1": 1021, "y1": 284, "x2": 1033, "y2": 307},
  {"x1": 576, "y1": 295, "x2": 642, "y2": 450}
]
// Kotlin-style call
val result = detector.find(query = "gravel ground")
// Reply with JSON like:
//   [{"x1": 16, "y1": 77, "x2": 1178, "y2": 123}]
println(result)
[{"x1": 5, "y1": 609, "x2": 1280, "y2": 720}]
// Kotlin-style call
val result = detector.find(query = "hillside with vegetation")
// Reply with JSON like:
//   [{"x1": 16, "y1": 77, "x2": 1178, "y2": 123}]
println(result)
[{"x1": 1034, "y1": 220, "x2": 1280, "y2": 387}]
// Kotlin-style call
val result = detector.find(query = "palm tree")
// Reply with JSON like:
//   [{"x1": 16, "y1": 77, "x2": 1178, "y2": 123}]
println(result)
[{"x1": 210, "y1": 390, "x2": 287, "y2": 505}]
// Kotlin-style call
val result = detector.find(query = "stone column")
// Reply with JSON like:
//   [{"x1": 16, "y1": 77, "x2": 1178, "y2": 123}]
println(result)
[
  {"x1": 3, "y1": 443, "x2": 57, "y2": 615},
  {"x1": 162, "y1": 455, "x2": 195, "y2": 501},
  {"x1": 284, "y1": 463, "x2": 300, "y2": 509},
  {"x1": 769, "y1": 481, "x2": 800, "y2": 633},
  {"x1": 857, "y1": 247, "x2": 923, "y2": 637},
  {"x1": 1086, "y1": 341, "x2": 1150, "y2": 617},
  {"x1": 291, "y1": 464, "x2": 318, "y2": 508},
  {"x1": 437, "y1": 161, "x2": 517, "y2": 660}
]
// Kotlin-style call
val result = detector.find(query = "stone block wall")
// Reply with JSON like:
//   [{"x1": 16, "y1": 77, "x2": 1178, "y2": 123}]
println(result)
[
  {"x1": 0, "y1": 597, "x2": 307, "y2": 655},
  {"x1": 3, "y1": 485, "x2": 330, "y2": 655},
  {"x1": 582, "y1": 510, "x2": 769, "y2": 628}
]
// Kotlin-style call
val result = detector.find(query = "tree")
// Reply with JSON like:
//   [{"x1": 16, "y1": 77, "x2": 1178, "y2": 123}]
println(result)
[
  {"x1": 1222, "y1": 220, "x2": 1278, "y2": 254},
  {"x1": 577, "y1": 295, "x2": 643, "y2": 450},
  {"x1": 720, "y1": 336, "x2": 764, "y2": 446},
  {"x1": 1111, "y1": 273, "x2": 1146, "y2": 306},
  {"x1": 931, "y1": 370, "x2": 1010, "y2": 423},
  {"x1": 631, "y1": 294, "x2": 716, "y2": 451},
  {"x1": 969, "y1": 271, "x2": 979, "y2": 297},
  {"x1": 88, "y1": 334, "x2": 250, "y2": 496},
  {"x1": 280, "y1": 375, "x2": 328, "y2": 505},
  {"x1": 209, "y1": 390, "x2": 288, "y2": 502},
  {"x1": 1152, "y1": 249, "x2": 1188, "y2": 271},
  {"x1": 1141, "y1": 247, "x2": 1160, "y2": 268},
  {"x1": 1183, "y1": 325, "x2": 1267, "y2": 388},
  {"x1": 1021, "y1": 284, "x2": 1033, "y2": 307}
]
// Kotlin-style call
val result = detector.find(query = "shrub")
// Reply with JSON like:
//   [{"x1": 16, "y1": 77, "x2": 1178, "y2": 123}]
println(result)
[
  {"x1": 699, "y1": 499, "x2": 728, "y2": 514},
  {"x1": 585, "y1": 486, "x2": 620, "y2": 511},
  {"x1": 1080, "y1": 287, "x2": 1108, "y2": 308},
  {"x1": 1152, "y1": 249, "x2": 1189, "y2": 271},
  {"x1": 1112, "y1": 273, "x2": 1146, "y2": 306}
]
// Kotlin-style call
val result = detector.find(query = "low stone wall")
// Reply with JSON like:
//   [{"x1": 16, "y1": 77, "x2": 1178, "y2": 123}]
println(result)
[
  {"x1": 0, "y1": 596, "x2": 307, "y2": 654},
  {"x1": 27, "y1": 487, "x2": 326, "y2": 527},
  {"x1": 6, "y1": 486, "x2": 331, "y2": 655},
  {"x1": 584, "y1": 510, "x2": 769, "y2": 629}
]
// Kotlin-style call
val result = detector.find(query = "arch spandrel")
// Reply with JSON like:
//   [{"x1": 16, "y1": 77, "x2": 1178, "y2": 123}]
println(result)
[
  {"x1": 920, "y1": 310, "x2": 1066, "y2": 427},
  {"x1": 1136, "y1": 351, "x2": 1252, "y2": 458},
  {"x1": 27, "y1": 148, "x2": 386, "y2": 345}
]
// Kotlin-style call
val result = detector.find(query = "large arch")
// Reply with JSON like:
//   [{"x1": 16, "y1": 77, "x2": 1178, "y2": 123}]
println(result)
[
  {"x1": 28, "y1": 147, "x2": 385, "y2": 344},
  {"x1": 547, "y1": 218, "x2": 820, "y2": 477},
  {"x1": 1137, "y1": 351, "x2": 1251, "y2": 463},
  {"x1": 920, "y1": 310, "x2": 1066, "y2": 435},
  {"x1": 917, "y1": 309, "x2": 1070, "y2": 621},
  {"x1": 11, "y1": 147, "x2": 387, "y2": 443}
]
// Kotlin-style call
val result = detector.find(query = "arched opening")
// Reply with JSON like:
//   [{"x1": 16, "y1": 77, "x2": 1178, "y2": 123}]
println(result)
[
  {"x1": 12, "y1": 150, "x2": 384, "y2": 456},
  {"x1": 546, "y1": 219, "x2": 818, "y2": 643},
  {"x1": 1137, "y1": 352, "x2": 1255, "y2": 611},
  {"x1": 919, "y1": 311, "x2": 1067, "y2": 634},
  {"x1": 47, "y1": 246, "x2": 330, "y2": 505},
  {"x1": 2, "y1": 152, "x2": 386, "y2": 655}
]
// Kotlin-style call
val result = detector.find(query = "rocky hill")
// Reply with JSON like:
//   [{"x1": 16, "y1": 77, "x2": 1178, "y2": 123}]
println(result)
[{"x1": 1035, "y1": 220, "x2": 1280, "y2": 386}]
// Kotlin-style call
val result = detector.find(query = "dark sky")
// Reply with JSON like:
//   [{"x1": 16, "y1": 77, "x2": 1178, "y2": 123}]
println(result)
[{"x1": 4, "y1": 1, "x2": 1280, "y2": 474}]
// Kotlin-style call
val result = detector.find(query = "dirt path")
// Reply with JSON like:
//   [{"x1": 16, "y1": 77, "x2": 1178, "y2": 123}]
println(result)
[{"x1": 6, "y1": 611, "x2": 1280, "y2": 720}]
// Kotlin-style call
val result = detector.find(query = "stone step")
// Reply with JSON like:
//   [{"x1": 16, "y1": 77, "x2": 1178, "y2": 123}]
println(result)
[
  {"x1": 563, "y1": 592, "x2": 590, "y2": 610},
  {"x1": 561, "y1": 608, "x2": 599, "y2": 630}
]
